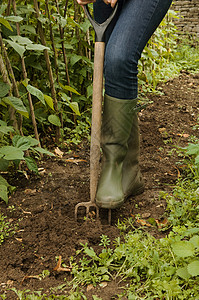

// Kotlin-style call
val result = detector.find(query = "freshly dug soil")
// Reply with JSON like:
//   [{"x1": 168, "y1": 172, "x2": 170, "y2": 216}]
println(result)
[{"x1": 0, "y1": 72, "x2": 199, "y2": 299}]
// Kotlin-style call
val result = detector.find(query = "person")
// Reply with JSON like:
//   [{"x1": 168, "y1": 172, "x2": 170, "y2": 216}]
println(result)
[{"x1": 76, "y1": 0, "x2": 173, "y2": 209}]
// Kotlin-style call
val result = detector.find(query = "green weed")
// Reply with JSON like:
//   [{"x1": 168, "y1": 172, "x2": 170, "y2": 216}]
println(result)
[
  {"x1": 0, "y1": 210, "x2": 17, "y2": 245},
  {"x1": 70, "y1": 228, "x2": 199, "y2": 299},
  {"x1": 68, "y1": 135, "x2": 199, "y2": 299}
]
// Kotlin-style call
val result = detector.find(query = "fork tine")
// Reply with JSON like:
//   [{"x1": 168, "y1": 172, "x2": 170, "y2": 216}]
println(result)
[{"x1": 108, "y1": 209, "x2": 111, "y2": 225}]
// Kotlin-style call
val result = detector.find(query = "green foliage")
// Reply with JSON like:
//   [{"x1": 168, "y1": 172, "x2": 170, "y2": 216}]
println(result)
[
  {"x1": 0, "y1": 210, "x2": 16, "y2": 245},
  {"x1": 7, "y1": 286, "x2": 87, "y2": 300},
  {"x1": 0, "y1": 175, "x2": 15, "y2": 203},
  {"x1": 2, "y1": 130, "x2": 199, "y2": 300},
  {"x1": 70, "y1": 228, "x2": 199, "y2": 298},
  {"x1": 0, "y1": 0, "x2": 198, "y2": 148},
  {"x1": 174, "y1": 39, "x2": 199, "y2": 73},
  {"x1": 0, "y1": 0, "x2": 93, "y2": 145},
  {"x1": 184, "y1": 143, "x2": 199, "y2": 167},
  {"x1": 0, "y1": 133, "x2": 54, "y2": 203},
  {"x1": 138, "y1": 9, "x2": 180, "y2": 94},
  {"x1": 1, "y1": 0, "x2": 190, "y2": 146},
  {"x1": 138, "y1": 10, "x2": 199, "y2": 96},
  {"x1": 68, "y1": 131, "x2": 199, "y2": 298},
  {"x1": 1, "y1": 3, "x2": 199, "y2": 299}
]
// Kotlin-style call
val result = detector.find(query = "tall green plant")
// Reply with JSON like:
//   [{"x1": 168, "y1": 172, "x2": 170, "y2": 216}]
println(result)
[
  {"x1": 1, "y1": 1, "x2": 181, "y2": 142},
  {"x1": 138, "y1": 9, "x2": 179, "y2": 94},
  {"x1": 1, "y1": 0, "x2": 93, "y2": 142}
]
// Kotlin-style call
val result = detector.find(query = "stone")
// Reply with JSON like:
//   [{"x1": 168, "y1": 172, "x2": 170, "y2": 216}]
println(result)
[{"x1": 172, "y1": 0, "x2": 199, "y2": 35}]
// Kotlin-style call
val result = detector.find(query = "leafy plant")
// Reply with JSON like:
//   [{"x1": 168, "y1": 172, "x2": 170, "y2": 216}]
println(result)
[
  {"x1": 138, "y1": 9, "x2": 179, "y2": 94},
  {"x1": 0, "y1": 175, "x2": 15, "y2": 204},
  {"x1": 69, "y1": 133, "x2": 199, "y2": 298},
  {"x1": 0, "y1": 134, "x2": 54, "y2": 203},
  {"x1": 184, "y1": 143, "x2": 199, "y2": 168},
  {"x1": 0, "y1": 210, "x2": 16, "y2": 245},
  {"x1": 70, "y1": 228, "x2": 199, "y2": 299}
]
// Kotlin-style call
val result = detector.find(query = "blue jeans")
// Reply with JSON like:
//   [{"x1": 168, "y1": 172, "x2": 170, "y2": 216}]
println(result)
[{"x1": 94, "y1": 0, "x2": 173, "y2": 99}]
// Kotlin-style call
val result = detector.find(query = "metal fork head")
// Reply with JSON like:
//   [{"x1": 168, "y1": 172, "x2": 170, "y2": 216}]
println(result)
[
  {"x1": 75, "y1": 202, "x2": 112, "y2": 225},
  {"x1": 75, "y1": 201, "x2": 99, "y2": 221}
]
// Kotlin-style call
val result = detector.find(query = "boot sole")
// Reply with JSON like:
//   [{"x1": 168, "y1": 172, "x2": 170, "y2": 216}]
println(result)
[{"x1": 96, "y1": 198, "x2": 124, "y2": 209}]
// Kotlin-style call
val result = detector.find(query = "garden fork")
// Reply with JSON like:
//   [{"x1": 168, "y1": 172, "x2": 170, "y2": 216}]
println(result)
[{"x1": 75, "y1": 4, "x2": 118, "y2": 224}]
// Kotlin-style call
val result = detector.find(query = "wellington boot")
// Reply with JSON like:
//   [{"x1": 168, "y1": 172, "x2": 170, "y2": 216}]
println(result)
[
  {"x1": 122, "y1": 113, "x2": 144, "y2": 198},
  {"x1": 96, "y1": 94, "x2": 137, "y2": 209}
]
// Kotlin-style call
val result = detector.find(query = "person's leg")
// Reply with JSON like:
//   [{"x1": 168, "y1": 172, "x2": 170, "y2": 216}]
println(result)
[
  {"x1": 96, "y1": 0, "x2": 172, "y2": 208},
  {"x1": 104, "y1": 0, "x2": 173, "y2": 99}
]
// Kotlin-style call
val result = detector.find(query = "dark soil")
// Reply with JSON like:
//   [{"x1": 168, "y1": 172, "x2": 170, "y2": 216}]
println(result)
[{"x1": 0, "y1": 72, "x2": 199, "y2": 299}]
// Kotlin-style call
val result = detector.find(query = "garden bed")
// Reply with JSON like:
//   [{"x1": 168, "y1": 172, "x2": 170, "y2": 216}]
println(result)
[{"x1": 0, "y1": 72, "x2": 199, "y2": 299}]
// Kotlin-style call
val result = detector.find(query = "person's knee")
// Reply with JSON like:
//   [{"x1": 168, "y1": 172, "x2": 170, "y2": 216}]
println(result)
[
  {"x1": 105, "y1": 49, "x2": 138, "y2": 82},
  {"x1": 105, "y1": 50, "x2": 125, "y2": 78}
]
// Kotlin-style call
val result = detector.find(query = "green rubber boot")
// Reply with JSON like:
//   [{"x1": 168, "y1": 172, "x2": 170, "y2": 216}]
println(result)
[
  {"x1": 96, "y1": 94, "x2": 137, "y2": 209},
  {"x1": 122, "y1": 113, "x2": 144, "y2": 198}
]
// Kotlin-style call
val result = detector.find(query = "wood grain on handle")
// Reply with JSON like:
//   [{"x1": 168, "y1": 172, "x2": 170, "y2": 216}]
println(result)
[{"x1": 90, "y1": 42, "x2": 105, "y2": 203}]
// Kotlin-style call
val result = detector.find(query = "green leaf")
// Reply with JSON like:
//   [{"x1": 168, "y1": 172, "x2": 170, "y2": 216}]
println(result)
[
  {"x1": 189, "y1": 235, "x2": 199, "y2": 249},
  {"x1": 63, "y1": 42, "x2": 73, "y2": 50},
  {"x1": 21, "y1": 78, "x2": 29, "y2": 88},
  {"x1": 6, "y1": 16, "x2": 23, "y2": 23},
  {"x1": 0, "y1": 146, "x2": 24, "y2": 160},
  {"x1": 84, "y1": 247, "x2": 98, "y2": 259},
  {"x1": 79, "y1": 18, "x2": 91, "y2": 33},
  {"x1": 0, "y1": 17, "x2": 13, "y2": 31},
  {"x1": 20, "y1": 25, "x2": 36, "y2": 35},
  {"x1": 3, "y1": 96, "x2": 29, "y2": 118},
  {"x1": 0, "y1": 4, "x2": 7, "y2": 14},
  {"x1": 59, "y1": 92, "x2": 70, "y2": 102},
  {"x1": 102, "y1": 275, "x2": 109, "y2": 281},
  {"x1": 0, "y1": 82, "x2": 10, "y2": 97},
  {"x1": 0, "y1": 175, "x2": 10, "y2": 187},
  {"x1": 70, "y1": 54, "x2": 82, "y2": 66},
  {"x1": 38, "y1": 16, "x2": 48, "y2": 24},
  {"x1": 0, "y1": 120, "x2": 7, "y2": 126},
  {"x1": 183, "y1": 228, "x2": 199, "y2": 236},
  {"x1": 187, "y1": 261, "x2": 199, "y2": 276},
  {"x1": 44, "y1": 94, "x2": 54, "y2": 110},
  {"x1": 27, "y1": 85, "x2": 45, "y2": 105},
  {"x1": 12, "y1": 135, "x2": 39, "y2": 150},
  {"x1": 92, "y1": 296, "x2": 102, "y2": 300},
  {"x1": 9, "y1": 35, "x2": 33, "y2": 45},
  {"x1": 186, "y1": 143, "x2": 199, "y2": 155},
  {"x1": 48, "y1": 115, "x2": 61, "y2": 127},
  {"x1": 0, "y1": 159, "x2": 9, "y2": 171},
  {"x1": 0, "y1": 125, "x2": 14, "y2": 135},
  {"x1": 97, "y1": 267, "x2": 108, "y2": 274},
  {"x1": 26, "y1": 44, "x2": 50, "y2": 51},
  {"x1": 149, "y1": 48, "x2": 159, "y2": 58},
  {"x1": 176, "y1": 267, "x2": 190, "y2": 280},
  {"x1": 87, "y1": 85, "x2": 93, "y2": 98},
  {"x1": 195, "y1": 155, "x2": 199, "y2": 164},
  {"x1": 34, "y1": 147, "x2": 55, "y2": 156},
  {"x1": 0, "y1": 184, "x2": 8, "y2": 204},
  {"x1": 69, "y1": 102, "x2": 81, "y2": 116},
  {"x1": 5, "y1": 39, "x2": 25, "y2": 57},
  {"x1": 60, "y1": 83, "x2": 80, "y2": 95},
  {"x1": 25, "y1": 157, "x2": 38, "y2": 174},
  {"x1": 171, "y1": 241, "x2": 195, "y2": 257},
  {"x1": 0, "y1": 175, "x2": 14, "y2": 203}
]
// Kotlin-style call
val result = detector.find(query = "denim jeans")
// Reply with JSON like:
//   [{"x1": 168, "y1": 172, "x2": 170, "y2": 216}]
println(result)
[{"x1": 93, "y1": 0, "x2": 173, "y2": 99}]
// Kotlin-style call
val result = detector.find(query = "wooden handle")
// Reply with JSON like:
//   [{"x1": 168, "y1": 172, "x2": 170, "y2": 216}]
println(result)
[{"x1": 90, "y1": 42, "x2": 105, "y2": 203}]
